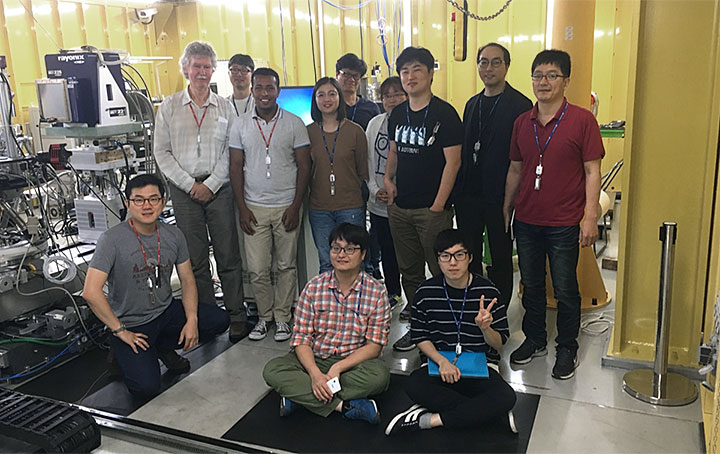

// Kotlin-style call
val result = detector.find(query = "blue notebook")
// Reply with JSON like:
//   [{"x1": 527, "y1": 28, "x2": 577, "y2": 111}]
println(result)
[{"x1": 428, "y1": 351, "x2": 489, "y2": 378}]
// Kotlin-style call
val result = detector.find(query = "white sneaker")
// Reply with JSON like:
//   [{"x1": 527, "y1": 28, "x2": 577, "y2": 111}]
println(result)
[
  {"x1": 249, "y1": 320, "x2": 268, "y2": 341},
  {"x1": 274, "y1": 321, "x2": 292, "y2": 342}
]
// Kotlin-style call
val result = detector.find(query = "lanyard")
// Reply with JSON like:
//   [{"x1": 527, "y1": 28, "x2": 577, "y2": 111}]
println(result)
[
  {"x1": 232, "y1": 96, "x2": 252, "y2": 116},
  {"x1": 320, "y1": 121, "x2": 341, "y2": 165},
  {"x1": 129, "y1": 219, "x2": 161, "y2": 289},
  {"x1": 405, "y1": 99, "x2": 431, "y2": 130},
  {"x1": 256, "y1": 109, "x2": 281, "y2": 178},
  {"x1": 189, "y1": 103, "x2": 210, "y2": 130},
  {"x1": 320, "y1": 121, "x2": 341, "y2": 196},
  {"x1": 189, "y1": 103, "x2": 210, "y2": 156},
  {"x1": 478, "y1": 93, "x2": 502, "y2": 137},
  {"x1": 349, "y1": 102, "x2": 358, "y2": 122},
  {"x1": 442, "y1": 275, "x2": 470, "y2": 346},
  {"x1": 532, "y1": 101, "x2": 569, "y2": 161},
  {"x1": 332, "y1": 274, "x2": 364, "y2": 315}
]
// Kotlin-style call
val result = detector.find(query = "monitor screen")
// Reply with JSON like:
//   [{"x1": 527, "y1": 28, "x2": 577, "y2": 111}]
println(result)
[{"x1": 277, "y1": 86, "x2": 314, "y2": 125}]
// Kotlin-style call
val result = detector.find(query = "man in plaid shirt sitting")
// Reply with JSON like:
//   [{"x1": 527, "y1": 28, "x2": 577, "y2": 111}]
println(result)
[{"x1": 263, "y1": 223, "x2": 391, "y2": 424}]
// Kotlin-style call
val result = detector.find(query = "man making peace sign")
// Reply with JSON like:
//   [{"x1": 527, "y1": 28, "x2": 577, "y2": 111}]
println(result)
[{"x1": 385, "y1": 229, "x2": 517, "y2": 436}]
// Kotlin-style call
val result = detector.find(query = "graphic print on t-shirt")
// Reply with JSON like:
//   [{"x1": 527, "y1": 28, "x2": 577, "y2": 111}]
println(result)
[
  {"x1": 394, "y1": 124, "x2": 426, "y2": 148},
  {"x1": 374, "y1": 128, "x2": 389, "y2": 176}
]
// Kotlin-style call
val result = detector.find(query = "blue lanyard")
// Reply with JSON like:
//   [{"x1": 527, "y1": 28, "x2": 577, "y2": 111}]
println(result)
[
  {"x1": 405, "y1": 98, "x2": 431, "y2": 130},
  {"x1": 332, "y1": 274, "x2": 364, "y2": 314},
  {"x1": 320, "y1": 122, "x2": 341, "y2": 166},
  {"x1": 478, "y1": 93, "x2": 502, "y2": 136},
  {"x1": 442, "y1": 275, "x2": 470, "y2": 341},
  {"x1": 349, "y1": 103, "x2": 358, "y2": 122},
  {"x1": 532, "y1": 101, "x2": 569, "y2": 161}
]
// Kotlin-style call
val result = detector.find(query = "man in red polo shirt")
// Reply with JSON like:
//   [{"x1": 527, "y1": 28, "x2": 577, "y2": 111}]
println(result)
[{"x1": 503, "y1": 49, "x2": 604, "y2": 380}]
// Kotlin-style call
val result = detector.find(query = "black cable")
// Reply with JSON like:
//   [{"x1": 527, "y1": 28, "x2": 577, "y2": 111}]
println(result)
[
  {"x1": 0, "y1": 72, "x2": 26, "y2": 156},
  {"x1": 124, "y1": 63, "x2": 152, "y2": 98},
  {"x1": 67, "y1": 163, "x2": 123, "y2": 222},
  {"x1": 308, "y1": 0, "x2": 318, "y2": 82}
]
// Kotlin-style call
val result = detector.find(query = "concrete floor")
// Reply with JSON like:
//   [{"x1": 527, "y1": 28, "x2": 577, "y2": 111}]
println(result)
[{"x1": 97, "y1": 210, "x2": 704, "y2": 453}]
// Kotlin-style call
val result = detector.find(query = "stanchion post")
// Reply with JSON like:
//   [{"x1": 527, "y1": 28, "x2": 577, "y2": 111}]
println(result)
[{"x1": 622, "y1": 222, "x2": 697, "y2": 406}]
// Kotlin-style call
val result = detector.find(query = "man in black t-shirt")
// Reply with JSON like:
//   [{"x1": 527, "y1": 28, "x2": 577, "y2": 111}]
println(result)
[
  {"x1": 384, "y1": 47, "x2": 463, "y2": 351},
  {"x1": 455, "y1": 43, "x2": 532, "y2": 309}
]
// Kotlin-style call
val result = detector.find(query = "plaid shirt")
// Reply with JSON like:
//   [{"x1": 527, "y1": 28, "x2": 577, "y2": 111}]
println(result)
[
  {"x1": 290, "y1": 270, "x2": 390, "y2": 358},
  {"x1": 153, "y1": 88, "x2": 235, "y2": 194}
]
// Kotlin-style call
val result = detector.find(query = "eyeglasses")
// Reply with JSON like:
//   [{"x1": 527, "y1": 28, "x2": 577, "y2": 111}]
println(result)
[
  {"x1": 478, "y1": 58, "x2": 504, "y2": 68},
  {"x1": 330, "y1": 245, "x2": 361, "y2": 255},
  {"x1": 531, "y1": 73, "x2": 566, "y2": 82},
  {"x1": 338, "y1": 70, "x2": 362, "y2": 81},
  {"x1": 229, "y1": 66, "x2": 252, "y2": 75},
  {"x1": 382, "y1": 92, "x2": 407, "y2": 100},
  {"x1": 438, "y1": 250, "x2": 469, "y2": 263},
  {"x1": 129, "y1": 196, "x2": 163, "y2": 207}
]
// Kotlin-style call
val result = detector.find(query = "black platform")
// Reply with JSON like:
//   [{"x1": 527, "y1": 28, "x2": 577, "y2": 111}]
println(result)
[{"x1": 222, "y1": 374, "x2": 540, "y2": 453}]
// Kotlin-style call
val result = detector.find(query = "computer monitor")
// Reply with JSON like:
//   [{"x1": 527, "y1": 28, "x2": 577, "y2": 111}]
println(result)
[{"x1": 277, "y1": 86, "x2": 314, "y2": 125}]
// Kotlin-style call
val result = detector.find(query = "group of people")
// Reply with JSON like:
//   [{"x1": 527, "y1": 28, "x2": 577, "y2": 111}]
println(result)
[{"x1": 81, "y1": 38, "x2": 604, "y2": 436}]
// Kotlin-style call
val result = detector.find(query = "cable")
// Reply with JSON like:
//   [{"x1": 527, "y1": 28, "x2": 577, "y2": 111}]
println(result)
[
  {"x1": 322, "y1": 0, "x2": 374, "y2": 11},
  {"x1": 67, "y1": 163, "x2": 123, "y2": 221},
  {"x1": 0, "y1": 337, "x2": 71, "y2": 346},
  {"x1": 15, "y1": 0, "x2": 62, "y2": 51},
  {"x1": 0, "y1": 337, "x2": 78, "y2": 382},
  {"x1": 580, "y1": 310, "x2": 615, "y2": 336},
  {"x1": 307, "y1": 0, "x2": 318, "y2": 81},
  {"x1": 444, "y1": 0, "x2": 514, "y2": 21},
  {"x1": 278, "y1": 0, "x2": 289, "y2": 86},
  {"x1": 15, "y1": 236, "x2": 105, "y2": 349},
  {"x1": 75, "y1": 370, "x2": 109, "y2": 403}
]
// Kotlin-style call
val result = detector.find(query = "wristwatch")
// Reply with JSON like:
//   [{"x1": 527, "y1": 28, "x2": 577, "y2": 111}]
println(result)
[{"x1": 111, "y1": 323, "x2": 126, "y2": 335}]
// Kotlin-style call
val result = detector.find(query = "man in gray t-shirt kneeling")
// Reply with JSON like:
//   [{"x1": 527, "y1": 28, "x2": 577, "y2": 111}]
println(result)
[{"x1": 83, "y1": 174, "x2": 230, "y2": 398}]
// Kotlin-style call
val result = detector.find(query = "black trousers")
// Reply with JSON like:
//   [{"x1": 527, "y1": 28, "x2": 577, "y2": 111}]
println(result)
[
  {"x1": 405, "y1": 364, "x2": 517, "y2": 429},
  {"x1": 455, "y1": 195, "x2": 514, "y2": 306}
]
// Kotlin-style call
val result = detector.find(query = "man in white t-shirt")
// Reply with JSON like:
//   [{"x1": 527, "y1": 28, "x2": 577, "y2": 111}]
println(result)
[
  {"x1": 229, "y1": 67, "x2": 312, "y2": 341},
  {"x1": 227, "y1": 53, "x2": 255, "y2": 117}
]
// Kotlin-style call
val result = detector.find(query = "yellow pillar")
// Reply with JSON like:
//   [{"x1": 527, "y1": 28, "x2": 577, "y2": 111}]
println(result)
[
  {"x1": 609, "y1": 0, "x2": 720, "y2": 368},
  {"x1": 550, "y1": 0, "x2": 595, "y2": 109}
]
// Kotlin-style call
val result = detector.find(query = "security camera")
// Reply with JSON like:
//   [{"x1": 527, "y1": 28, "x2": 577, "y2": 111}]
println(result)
[{"x1": 136, "y1": 8, "x2": 158, "y2": 20}]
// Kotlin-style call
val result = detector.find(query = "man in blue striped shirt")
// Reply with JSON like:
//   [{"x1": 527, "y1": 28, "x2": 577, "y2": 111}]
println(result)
[{"x1": 385, "y1": 229, "x2": 517, "y2": 435}]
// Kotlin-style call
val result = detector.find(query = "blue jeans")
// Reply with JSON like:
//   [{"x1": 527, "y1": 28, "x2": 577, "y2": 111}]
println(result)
[
  {"x1": 309, "y1": 207, "x2": 365, "y2": 273},
  {"x1": 111, "y1": 299, "x2": 230, "y2": 398},
  {"x1": 514, "y1": 220, "x2": 581, "y2": 351}
]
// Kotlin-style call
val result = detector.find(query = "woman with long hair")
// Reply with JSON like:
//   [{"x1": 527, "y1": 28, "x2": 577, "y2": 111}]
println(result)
[{"x1": 307, "y1": 77, "x2": 369, "y2": 273}]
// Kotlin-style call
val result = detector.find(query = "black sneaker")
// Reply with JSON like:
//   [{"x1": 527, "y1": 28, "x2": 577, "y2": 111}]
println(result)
[
  {"x1": 385, "y1": 404, "x2": 428, "y2": 436},
  {"x1": 392, "y1": 331, "x2": 416, "y2": 351},
  {"x1": 399, "y1": 304, "x2": 411, "y2": 321},
  {"x1": 158, "y1": 350, "x2": 191, "y2": 374},
  {"x1": 510, "y1": 339, "x2": 548, "y2": 365},
  {"x1": 552, "y1": 347, "x2": 578, "y2": 379}
]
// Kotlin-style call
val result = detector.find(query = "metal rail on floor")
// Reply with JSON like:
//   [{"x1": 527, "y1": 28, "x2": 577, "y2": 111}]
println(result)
[{"x1": 76, "y1": 404, "x2": 294, "y2": 454}]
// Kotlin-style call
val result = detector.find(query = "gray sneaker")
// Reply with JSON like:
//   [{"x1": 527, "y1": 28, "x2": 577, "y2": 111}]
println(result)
[
  {"x1": 274, "y1": 321, "x2": 292, "y2": 342},
  {"x1": 249, "y1": 320, "x2": 268, "y2": 341}
]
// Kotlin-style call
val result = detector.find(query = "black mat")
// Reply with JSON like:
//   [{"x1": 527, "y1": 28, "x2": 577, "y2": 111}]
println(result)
[
  {"x1": 15, "y1": 334, "x2": 235, "y2": 416},
  {"x1": 222, "y1": 374, "x2": 540, "y2": 453}
]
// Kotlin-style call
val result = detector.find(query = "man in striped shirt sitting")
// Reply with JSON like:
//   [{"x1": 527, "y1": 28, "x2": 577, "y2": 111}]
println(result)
[
  {"x1": 385, "y1": 229, "x2": 517, "y2": 435},
  {"x1": 263, "y1": 223, "x2": 391, "y2": 424}
]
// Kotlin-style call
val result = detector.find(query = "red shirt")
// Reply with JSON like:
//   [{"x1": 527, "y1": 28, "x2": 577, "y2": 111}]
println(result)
[
  {"x1": 509, "y1": 99, "x2": 604, "y2": 226},
  {"x1": 290, "y1": 270, "x2": 390, "y2": 358}
]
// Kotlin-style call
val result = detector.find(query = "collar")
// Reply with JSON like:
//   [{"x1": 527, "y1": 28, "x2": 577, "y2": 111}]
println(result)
[
  {"x1": 251, "y1": 105, "x2": 282, "y2": 123},
  {"x1": 183, "y1": 87, "x2": 217, "y2": 108},
  {"x1": 529, "y1": 97, "x2": 568, "y2": 121},
  {"x1": 329, "y1": 270, "x2": 365, "y2": 294},
  {"x1": 480, "y1": 82, "x2": 507, "y2": 99}
]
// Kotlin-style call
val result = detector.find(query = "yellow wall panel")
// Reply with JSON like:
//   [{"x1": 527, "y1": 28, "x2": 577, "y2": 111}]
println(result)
[
  {"x1": 82, "y1": 4, "x2": 108, "y2": 49},
  {"x1": 57, "y1": 1, "x2": 85, "y2": 49}
]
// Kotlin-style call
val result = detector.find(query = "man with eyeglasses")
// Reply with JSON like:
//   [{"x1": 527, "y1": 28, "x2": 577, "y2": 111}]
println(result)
[
  {"x1": 154, "y1": 41, "x2": 249, "y2": 343},
  {"x1": 385, "y1": 229, "x2": 516, "y2": 436},
  {"x1": 455, "y1": 43, "x2": 532, "y2": 313},
  {"x1": 503, "y1": 49, "x2": 604, "y2": 380},
  {"x1": 336, "y1": 53, "x2": 380, "y2": 130},
  {"x1": 83, "y1": 174, "x2": 230, "y2": 398},
  {"x1": 263, "y1": 223, "x2": 391, "y2": 424},
  {"x1": 229, "y1": 68, "x2": 311, "y2": 342},
  {"x1": 227, "y1": 53, "x2": 255, "y2": 116}
]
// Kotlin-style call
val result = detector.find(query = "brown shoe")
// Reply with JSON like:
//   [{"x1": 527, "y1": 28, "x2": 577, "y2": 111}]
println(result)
[{"x1": 229, "y1": 320, "x2": 252, "y2": 343}]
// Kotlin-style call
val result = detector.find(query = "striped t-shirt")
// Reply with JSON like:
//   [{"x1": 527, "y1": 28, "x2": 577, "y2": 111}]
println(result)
[{"x1": 410, "y1": 273, "x2": 509, "y2": 364}]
